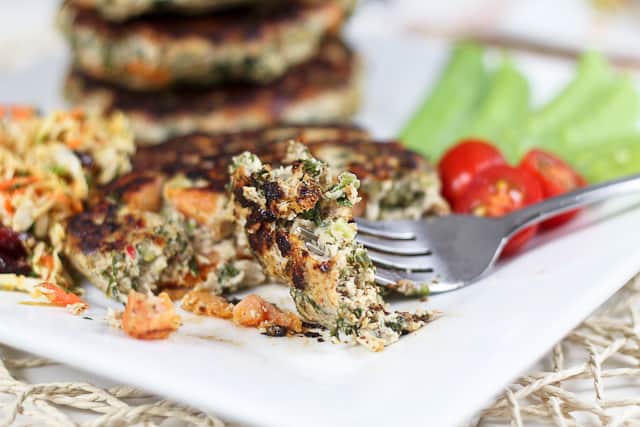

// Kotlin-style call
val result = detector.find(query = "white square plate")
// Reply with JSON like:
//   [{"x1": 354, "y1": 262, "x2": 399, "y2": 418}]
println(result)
[{"x1": 1, "y1": 30, "x2": 640, "y2": 427}]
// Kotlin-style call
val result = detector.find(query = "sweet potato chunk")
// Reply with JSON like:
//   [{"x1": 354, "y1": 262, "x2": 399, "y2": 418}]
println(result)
[
  {"x1": 181, "y1": 290, "x2": 234, "y2": 319},
  {"x1": 122, "y1": 291, "x2": 181, "y2": 340},
  {"x1": 232, "y1": 294, "x2": 302, "y2": 333}
]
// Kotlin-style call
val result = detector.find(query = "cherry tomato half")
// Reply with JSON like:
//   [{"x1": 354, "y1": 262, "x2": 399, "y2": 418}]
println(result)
[
  {"x1": 454, "y1": 165, "x2": 543, "y2": 256},
  {"x1": 438, "y1": 139, "x2": 506, "y2": 204},
  {"x1": 519, "y1": 149, "x2": 587, "y2": 229}
]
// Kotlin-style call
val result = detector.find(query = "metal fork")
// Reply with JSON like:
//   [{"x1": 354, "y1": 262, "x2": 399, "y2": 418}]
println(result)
[{"x1": 323, "y1": 173, "x2": 640, "y2": 294}]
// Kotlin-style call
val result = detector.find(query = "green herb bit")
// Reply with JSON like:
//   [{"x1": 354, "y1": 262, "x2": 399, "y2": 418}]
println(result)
[
  {"x1": 188, "y1": 258, "x2": 200, "y2": 276},
  {"x1": 49, "y1": 165, "x2": 69, "y2": 177},
  {"x1": 299, "y1": 206, "x2": 322, "y2": 225},
  {"x1": 218, "y1": 262, "x2": 240, "y2": 284},
  {"x1": 302, "y1": 159, "x2": 322, "y2": 176},
  {"x1": 325, "y1": 172, "x2": 359, "y2": 200}
]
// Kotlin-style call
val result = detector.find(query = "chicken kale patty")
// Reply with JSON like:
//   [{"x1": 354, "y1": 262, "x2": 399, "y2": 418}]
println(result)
[
  {"x1": 130, "y1": 125, "x2": 449, "y2": 220},
  {"x1": 58, "y1": 0, "x2": 352, "y2": 90},
  {"x1": 229, "y1": 141, "x2": 433, "y2": 351},
  {"x1": 64, "y1": 39, "x2": 361, "y2": 144},
  {"x1": 73, "y1": 125, "x2": 447, "y2": 300},
  {"x1": 91, "y1": 125, "x2": 447, "y2": 297}
]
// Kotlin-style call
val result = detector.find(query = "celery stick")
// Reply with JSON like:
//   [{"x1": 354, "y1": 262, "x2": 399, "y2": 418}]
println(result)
[
  {"x1": 525, "y1": 52, "x2": 612, "y2": 136},
  {"x1": 400, "y1": 42, "x2": 488, "y2": 159},
  {"x1": 557, "y1": 78, "x2": 639, "y2": 149},
  {"x1": 568, "y1": 135, "x2": 640, "y2": 182},
  {"x1": 458, "y1": 57, "x2": 530, "y2": 162}
]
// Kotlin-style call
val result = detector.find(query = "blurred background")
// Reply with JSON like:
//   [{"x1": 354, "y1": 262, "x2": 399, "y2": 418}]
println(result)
[{"x1": 2, "y1": 0, "x2": 640, "y2": 139}]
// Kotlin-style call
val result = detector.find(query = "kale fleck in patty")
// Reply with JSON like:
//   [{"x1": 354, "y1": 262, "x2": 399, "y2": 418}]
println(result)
[
  {"x1": 74, "y1": 0, "x2": 356, "y2": 22},
  {"x1": 57, "y1": 0, "x2": 351, "y2": 90},
  {"x1": 64, "y1": 39, "x2": 361, "y2": 145}
]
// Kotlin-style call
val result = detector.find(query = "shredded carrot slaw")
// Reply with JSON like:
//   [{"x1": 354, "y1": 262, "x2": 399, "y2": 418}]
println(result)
[{"x1": 0, "y1": 106, "x2": 135, "y2": 298}]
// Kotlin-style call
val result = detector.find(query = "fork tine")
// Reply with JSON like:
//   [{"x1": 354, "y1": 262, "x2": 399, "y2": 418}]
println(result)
[
  {"x1": 375, "y1": 266, "x2": 438, "y2": 286},
  {"x1": 366, "y1": 248, "x2": 433, "y2": 271},
  {"x1": 354, "y1": 218, "x2": 415, "y2": 240},
  {"x1": 297, "y1": 227, "x2": 317, "y2": 242},
  {"x1": 375, "y1": 266, "x2": 461, "y2": 294},
  {"x1": 356, "y1": 234, "x2": 430, "y2": 255}
]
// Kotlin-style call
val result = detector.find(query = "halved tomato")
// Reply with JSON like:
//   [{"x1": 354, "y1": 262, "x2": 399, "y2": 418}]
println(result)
[
  {"x1": 438, "y1": 139, "x2": 506, "y2": 204},
  {"x1": 519, "y1": 149, "x2": 587, "y2": 229},
  {"x1": 454, "y1": 165, "x2": 543, "y2": 256}
]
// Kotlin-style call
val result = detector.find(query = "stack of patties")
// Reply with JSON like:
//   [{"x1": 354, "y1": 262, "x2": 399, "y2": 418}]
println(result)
[{"x1": 57, "y1": 0, "x2": 361, "y2": 144}]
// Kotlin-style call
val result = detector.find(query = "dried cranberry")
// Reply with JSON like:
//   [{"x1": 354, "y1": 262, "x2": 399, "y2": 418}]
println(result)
[{"x1": 0, "y1": 226, "x2": 31, "y2": 275}]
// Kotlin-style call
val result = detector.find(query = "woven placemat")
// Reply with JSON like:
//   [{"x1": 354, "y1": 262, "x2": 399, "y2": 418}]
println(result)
[
  {"x1": 477, "y1": 274, "x2": 640, "y2": 427},
  {"x1": 3, "y1": 275, "x2": 640, "y2": 426},
  {"x1": 0, "y1": 348, "x2": 225, "y2": 426}
]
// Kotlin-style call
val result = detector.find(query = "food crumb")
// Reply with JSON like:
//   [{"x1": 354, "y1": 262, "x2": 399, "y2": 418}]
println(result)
[
  {"x1": 181, "y1": 290, "x2": 233, "y2": 319},
  {"x1": 121, "y1": 291, "x2": 181, "y2": 340},
  {"x1": 66, "y1": 302, "x2": 89, "y2": 315},
  {"x1": 233, "y1": 294, "x2": 302, "y2": 334},
  {"x1": 105, "y1": 307, "x2": 122, "y2": 329}
]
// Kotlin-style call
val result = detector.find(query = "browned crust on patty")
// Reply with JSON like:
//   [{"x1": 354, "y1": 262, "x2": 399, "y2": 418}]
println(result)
[
  {"x1": 73, "y1": 0, "x2": 353, "y2": 22},
  {"x1": 66, "y1": 202, "x2": 139, "y2": 254},
  {"x1": 67, "y1": 0, "x2": 342, "y2": 41},
  {"x1": 130, "y1": 126, "x2": 431, "y2": 193},
  {"x1": 66, "y1": 38, "x2": 357, "y2": 119}
]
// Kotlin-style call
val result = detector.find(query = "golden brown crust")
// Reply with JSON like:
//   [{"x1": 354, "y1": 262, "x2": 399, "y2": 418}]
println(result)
[
  {"x1": 66, "y1": 202, "x2": 136, "y2": 255},
  {"x1": 58, "y1": 0, "x2": 350, "y2": 89},
  {"x1": 66, "y1": 38, "x2": 358, "y2": 125},
  {"x1": 131, "y1": 126, "x2": 430, "y2": 191}
]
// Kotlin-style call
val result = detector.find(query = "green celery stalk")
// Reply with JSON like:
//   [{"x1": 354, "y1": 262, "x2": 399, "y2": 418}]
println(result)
[
  {"x1": 400, "y1": 42, "x2": 488, "y2": 160},
  {"x1": 554, "y1": 77, "x2": 640, "y2": 150},
  {"x1": 525, "y1": 52, "x2": 612, "y2": 136},
  {"x1": 458, "y1": 56, "x2": 530, "y2": 162},
  {"x1": 568, "y1": 135, "x2": 640, "y2": 182}
]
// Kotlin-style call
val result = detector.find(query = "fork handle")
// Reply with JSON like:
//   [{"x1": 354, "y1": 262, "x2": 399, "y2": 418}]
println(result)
[{"x1": 503, "y1": 173, "x2": 640, "y2": 237}]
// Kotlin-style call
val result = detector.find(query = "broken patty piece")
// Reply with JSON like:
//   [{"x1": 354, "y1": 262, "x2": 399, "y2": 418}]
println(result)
[
  {"x1": 230, "y1": 141, "x2": 432, "y2": 351},
  {"x1": 65, "y1": 202, "x2": 193, "y2": 302}
]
